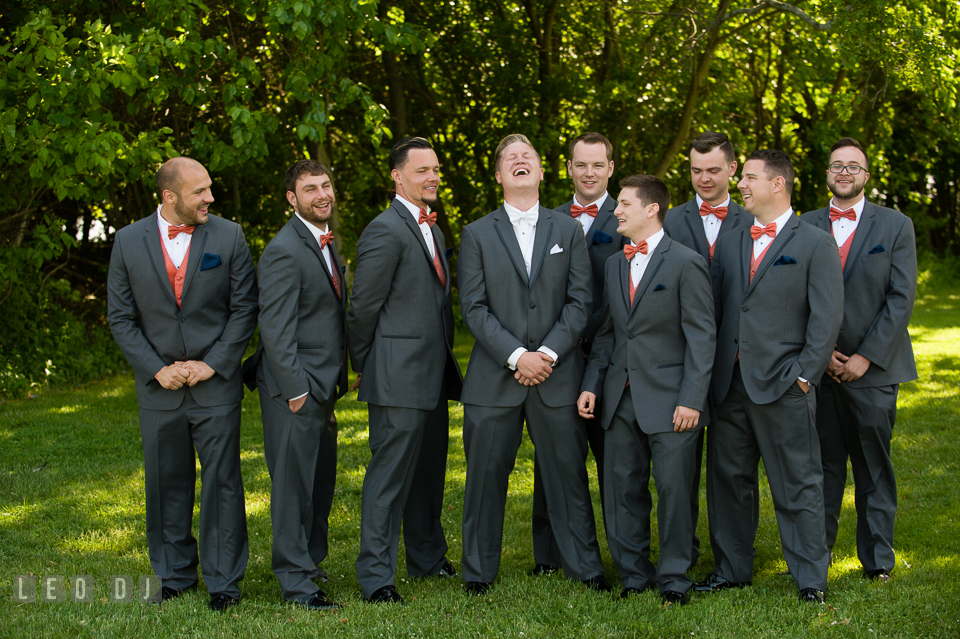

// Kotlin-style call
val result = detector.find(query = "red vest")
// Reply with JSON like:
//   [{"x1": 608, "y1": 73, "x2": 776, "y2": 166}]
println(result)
[{"x1": 159, "y1": 227, "x2": 189, "y2": 308}]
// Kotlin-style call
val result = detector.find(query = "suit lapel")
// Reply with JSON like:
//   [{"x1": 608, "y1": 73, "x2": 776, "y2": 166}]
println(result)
[
  {"x1": 178, "y1": 222, "x2": 207, "y2": 301},
  {"x1": 720, "y1": 201, "x2": 745, "y2": 236},
  {"x1": 746, "y1": 216, "x2": 798, "y2": 296},
  {"x1": 584, "y1": 197, "x2": 616, "y2": 247},
  {"x1": 431, "y1": 224, "x2": 451, "y2": 294},
  {"x1": 493, "y1": 208, "x2": 531, "y2": 286},
  {"x1": 843, "y1": 201, "x2": 876, "y2": 282},
  {"x1": 629, "y1": 237, "x2": 667, "y2": 319},
  {"x1": 291, "y1": 216, "x2": 339, "y2": 299},
  {"x1": 142, "y1": 212, "x2": 178, "y2": 307},
  {"x1": 618, "y1": 253, "x2": 632, "y2": 320},
  {"x1": 682, "y1": 200, "x2": 711, "y2": 260},
  {"x1": 395, "y1": 202, "x2": 440, "y2": 273},
  {"x1": 811, "y1": 207, "x2": 831, "y2": 234},
  {"x1": 528, "y1": 207, "x2": 554, "y2": 289}
]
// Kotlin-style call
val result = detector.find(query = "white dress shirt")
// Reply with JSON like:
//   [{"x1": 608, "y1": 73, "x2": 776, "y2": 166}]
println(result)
[
  {"x1": 628, "y1": 228, "x2": 664, "y2": 288},
  {"x1": 157, "y1": 207, "x2": 191, "y2": 269},
  {"x1": 830, "y1": 196, "x2": 864, "y2": 247},
  {"x1": 502, "y1": 200, "x2": 558, "y2": 369},
  {"x1": 395, "y1": 195, "x2": 436, "y2": 259},
  {"x1": 572, "y1": 191, "x2": 608, "y2": 236},
  {"x1": 752, "y1": 207, "x2": 794, "y2": 259},
  {"x1": 696, "y1": 194, "x2": 729, "y2": 248}
]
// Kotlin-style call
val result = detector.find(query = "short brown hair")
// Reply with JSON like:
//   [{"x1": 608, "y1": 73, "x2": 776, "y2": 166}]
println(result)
[
  {"x1": 747, "y1": 149, "x2": 795, "y2": 196},
  {"x1": 390, "y1": 136, "x2": 433, "y2": 171},
  {"x1": 619, "y1": 174, "x2": 670, "y2": 223},
  {"x1": 568, "y1": 132, "x2": 613, "y2": 162},
  {"x1": 689, "y1": 131, "x2": 736, "y2": 165},
  {"x1": 829, "y1": 137, "x2": 870, "y2": 171},
  {"x1": 494, "y1": 133, "x2": 540, "y2": 173},
  {"x1": 285, "y1": 159, "x2": 330, "y2": 193}
]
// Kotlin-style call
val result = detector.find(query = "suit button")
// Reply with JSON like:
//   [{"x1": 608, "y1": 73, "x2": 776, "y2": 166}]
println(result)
[
  {"x1": 529, "y1": 339, "x2": 537, "y2": 346},
  {"x1": 742, "y1": 306, "x2": 748, "y2": 312},
  {"x1": 181, "y1": 316, "x2": 186, "y2": 323},
  {"x1": 628, "y1": 334, "x2": 635, "y2": 340},
  {"x1": 734, "y1": 338, "x2": 738, "y2": 344},
  {"x1": 529, "y1": 303, "x2": 536, "y2": 309}
]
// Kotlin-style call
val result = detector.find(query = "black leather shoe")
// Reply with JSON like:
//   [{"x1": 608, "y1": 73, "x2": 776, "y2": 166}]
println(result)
[
  {"x1": 531, "y1": 563, "x2": 560, "y2": 576},
  {"x1": 160, "y1": 583, "x2": 197, "y2": 602},
  {"x1": 660, "y1": 590, "x2": 688, "y2": 606},
  {"x1": 297, "y1": 590, "x2": 341, "y2": 611},
  {"x1": 465, "y1": 581, "x2": 491, "y2": 596},
  {"x1": 208, "y1": 593, "x2": 239, "y2": 612},
  {"x1": 693, "y1": 572, "x2": 751, "y2": 593},
  {"x1": 619, "y1": 586, "x2": 650, "y2": 599},
  {"x1": 798, "y1": 588, "x2": 825, "y2": 604},
  {"x1": 366, "y1": 585, "x2": 404, "y2": 605},
  {"x1": 582, "y1": 575, "x2": 612, "y2": 592},
  {"x1": 866, "y1": 569, "x2": 891, "y2": 582},
  {"x1": 436, "y1": 559, "x2": 458, "y2": 578}
]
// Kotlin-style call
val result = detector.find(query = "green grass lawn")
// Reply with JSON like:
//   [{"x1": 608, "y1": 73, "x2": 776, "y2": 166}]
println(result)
[{"x1": 2, "y1": 289, "x2": 959, "y2": 638}]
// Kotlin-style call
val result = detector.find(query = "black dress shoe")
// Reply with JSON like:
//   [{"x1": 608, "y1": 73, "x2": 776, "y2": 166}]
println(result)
[
  {"x1": 660, "y1": 590, "x2": 688, "y2": 606},
  {"x1": 366, "y1": 585, "x2": 404, "y2": 605},
  {"x1": 208, "y1": 593, "x2": 239, "y2": 612},
  {"x1": 798, "y1": 588, "x2": 825, "y2": 604},
  {"x1": 531, "y1": 563, "x2": 560, "y2": 576},
  {"x1": 436, "y1": 559, "x2": 458, "y2": 578},
  {"x1": 866, "y1": 569, "x2": 891, "y2": 582},
  {"x1": 619, "y1": 586, "x2": 650, "y2": 599},
  {"x1": 464, "y1": 581, "x2": 491, "y2": 596},
  {"x1": 693, "y1": 572, "x2": 751, "y2": 593},
  {"x1": 297, "y1": 590, "x2": 341, "y2": 611},
  {"x1": 582, "y1": 575, "x2": 612, "y2": 592},
  {"x1": 160, "y1": 583, "x2": 197, "y2": 602}
]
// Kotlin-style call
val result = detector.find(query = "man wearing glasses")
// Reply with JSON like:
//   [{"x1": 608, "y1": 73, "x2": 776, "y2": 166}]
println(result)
[{"x1": 800, "y1": 137, "x2": 918, "y2": 582}]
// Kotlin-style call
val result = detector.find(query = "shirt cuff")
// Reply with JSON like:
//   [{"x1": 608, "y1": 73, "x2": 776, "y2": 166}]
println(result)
[
  {"x1": 506, "y1": 347, "x2": 526, "y2": 370},
  {"x1": 288, "y1": 391, "x2": 309, "y2": 402},
  {"x1": 538, "y1": 345, "x2": 558, "y2": 367},
  {"x1": 797, "y1": 376, "x2": 808, "y2": 384}
]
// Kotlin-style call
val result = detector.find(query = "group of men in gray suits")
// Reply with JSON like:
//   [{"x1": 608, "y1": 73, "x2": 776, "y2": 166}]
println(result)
[{"x1": 107, "y1": 129, "x2": 915, "y2": 612}]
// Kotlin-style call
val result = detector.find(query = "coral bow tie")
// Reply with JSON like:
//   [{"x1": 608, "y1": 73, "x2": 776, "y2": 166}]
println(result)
[
  {"x1": 571, "y1": 203, "x2": 599, "y2": 218},
  {"x1": 319, "y1": 232, "x2": 334, "y2": 249},
  {"x1": 623, "y1": 241, "x2": 648, "y2": 259},
  {"x1": 167, "y1": 225, "x2": 195, "y2": 240},
  {"x1": 699, "y1": 202, "x2": 727, "y2": 220},
  {"x1": 750, "y1": 223, "x2": 777, "y2": 241},
  {"x1": 829, "y1": 207, "x2": 856, "y2": 222},
  {"x1": 418, "y1": 209, "x2": 437, "y2": 227}
]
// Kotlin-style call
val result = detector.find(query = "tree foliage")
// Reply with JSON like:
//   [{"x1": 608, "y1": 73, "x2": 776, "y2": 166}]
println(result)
[{"x1": 1, "y1": 0, "x2": 958, "y2": 395}]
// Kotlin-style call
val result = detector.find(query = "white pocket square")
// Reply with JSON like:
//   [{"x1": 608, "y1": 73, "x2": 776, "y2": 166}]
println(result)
[{"x1": 550, "y1": 244, "x2": 563, "y2": 255}]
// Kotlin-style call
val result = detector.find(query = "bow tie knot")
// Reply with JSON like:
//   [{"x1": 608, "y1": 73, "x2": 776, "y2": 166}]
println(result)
[
  {"x1": 829, "y1": 206, "x2": 856, "y2": 223},
  {"x1": 167, "y1": 225, "x2": 195, "y2": 240},
  {"x1": 699, "y1": 202, "x2": 728, "y2": 220},
  {"x1": 418, "y1": 208, "x2": 437, "y2": 227},
  {"x1": 508, "y1": 209, "x2": 539, "y2": 226},
  {"x1": 319, "y1": 232, "x2": 334, "y2": 249},
  {"x1": 570, "y1": 203, "x2": 599, "y2": 218},
  {"x1": 623, "y1": 241, "x2": 648, "y2": 260},
  {"x1": 750, "y1": 223, "x2": 777, "y2": 241}
]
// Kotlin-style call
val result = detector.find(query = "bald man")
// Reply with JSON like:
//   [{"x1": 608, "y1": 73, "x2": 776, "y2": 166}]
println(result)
[{"x1": 108, "y1": 157, "x2": 259, "y2": 612}]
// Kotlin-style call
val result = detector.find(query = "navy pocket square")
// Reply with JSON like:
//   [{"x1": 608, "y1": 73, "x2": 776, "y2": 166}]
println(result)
[
  {"x1": 445, "y1": 247, "x2": 454, "y2": 259},
  {"x1": 773, "y1": 255, "x2": 797, "y2": 266},
  {"x1": 341, "y1": 265, "x2": 346, "y2": 274},
  {"x1": 868, "y1": 244, "x2": 885, "y2": 255},
  {"x1": 653, "y1": 284, "x2": 666, "y2": 292},
  {"x1": 593, "y1": 231, "x2": 613, "y2": 245},
  {"x1": 200, "y1": 253, "x2": 222, "y2": 271}
]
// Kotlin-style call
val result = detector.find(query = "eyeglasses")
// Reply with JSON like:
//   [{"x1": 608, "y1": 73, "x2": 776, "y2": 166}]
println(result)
[{"x1": 828, "y1": 164, "x2": 864, "y2": 175}]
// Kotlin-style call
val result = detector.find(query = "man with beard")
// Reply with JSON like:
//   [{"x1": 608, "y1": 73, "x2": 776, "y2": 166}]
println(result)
[
  {"x1": 243, "y1": 160, "x2": 347, "y2": 610},
  {"x1": 697, "y1": 149, "x2": 843, "y2": 604},
  {"x1": 349, "y1": 137, "x2": 464, "y2": 604},
  {"x1": 663, "y1": 131, "x2": 745, "y2": 569},
  {"x1": 800, "y1": 137, "x2": 917, "y2": 582},
  {"x1": 458, "y1": 134, "x2": 607, "y2": 595},
  {"x1": 108, "y1": 157, "x2": 258, "y2": 611}
]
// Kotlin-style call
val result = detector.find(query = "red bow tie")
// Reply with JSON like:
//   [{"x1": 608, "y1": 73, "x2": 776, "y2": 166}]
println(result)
[
  {"x1": 167, "y1": 225, "x2": 195, "y2": 240},
  {"x1": 319, "y1": 232, "x2": 334, "y2": 249},
  {"x1": 699, "y1": 202, "x2": 728, "y2": 220},
  {"x1": 750, "y1": 223, "x2": 777, "y2": 241},
  {"x1": 571, "y1": 203, "x2": 599, "y2": 218},
  {"x1": 829, "y1": 206, "x2": 856, "y2": 223},
  {"x1": 418, "y1": 209, "x2": 437, "y2": 227},
  {"x1": 623, "y1": 241, "x2": 648, "y2": 260}
]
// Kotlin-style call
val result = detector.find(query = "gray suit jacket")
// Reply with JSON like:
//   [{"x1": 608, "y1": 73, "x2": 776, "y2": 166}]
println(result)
[
  {"x1": 250, "y1": 216, "x2": 348, "y2": 403},
  {"x1": 347, "y1": 200, "x2": 463, "y2": 410},
  {"x1": 710, "y1": 215, "x2": 844, "y2": 405},
  {"x1": 554, "y1": 196, "x2": 627, "y2": 343},
  {"x1": 663, "y1": 197, "x2": 746, "y2": 264},
  {"x1": 459, "y1": 206, "x2": 592, "y2": 408},
  {"x1": 800, "y1": 201, "x2": 918, "y2": 388},
  {"x1": 108, "y1": 212, "x2": 259, "y2": 410},
  {"x1": 582, "y1": 237, "x2": 716, "y2": 433}
]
